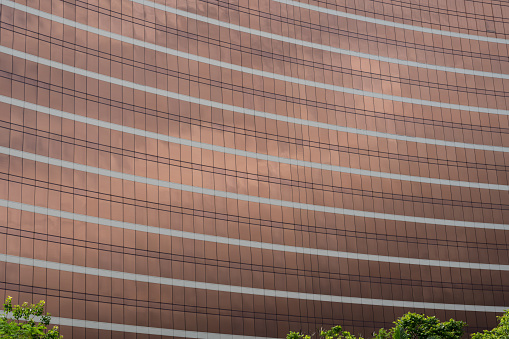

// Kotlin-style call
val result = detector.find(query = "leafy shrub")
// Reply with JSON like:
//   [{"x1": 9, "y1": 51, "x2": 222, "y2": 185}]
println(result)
[
  {"x1": 0, "y1": 296, "x2": 62, "y2": 338},
  {"x1": 471, "y1": 310, "x2": 509, "y2": 339},
  {"x1": 286, "y1": 311, "x2": 509, "y2": 339},
  {"x1": 394, "y1": 312, "x2": 465, "y2": 339}
]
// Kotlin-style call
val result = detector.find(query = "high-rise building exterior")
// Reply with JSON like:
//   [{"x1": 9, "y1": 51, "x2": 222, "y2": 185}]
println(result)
[{"x1": 0, "y1": 0, "x2": 508, "y2": 337}]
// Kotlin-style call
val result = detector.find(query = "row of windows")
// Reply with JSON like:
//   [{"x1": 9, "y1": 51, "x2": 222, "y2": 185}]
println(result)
[
  {"x1": 3, "y1": 39, "x2": 507, "y2": 137},
  {"x1": 2, "y1": 226, "x2": 508, "y2": 293},
  {"x1": 4, "y1": 283, "x2": 394, "y2": 335},
  {"x1": 1, "y1": 235, "x2": 507, "y2": 306},
  {"x1": 3, "y1": 82, "x2": 507, "y2": 184},
  {"x1": 2, "y1": 67, "x2": 506, "y2": 148},
  {"x1": 0, "y1": 282, "x2": 401, "y2": 328},
  {"x1": 2, "y1": 26, "x2": 504, "y2": 112},
  {"x1": 66, "y1": 0, "x2": 509, "y2": 62},
  {"x1": 4, "y1": 94, "x2": 507, "y2": 175},
  {"x1": 4, "y1": 3, "x2": 508, "y2": 91},
  {"x1": 293, "y1": 0, "x2": 509, "y2": 28},
  {"x1": 2, "y1": 20, "x2": 507, "y2": 117},
  {"x1": 202, "y1": 0, "x2": 509, "y2": 54},
  {"x1": 22, "y1": 0, "x2": 509, "y2": 69},
  {"x1": 4, "y1": 121, "x2": 508, "y2": 208},
  {"x1": 3, "y1": 176, "x2": 508, "y2": 264},
  {"x1": 5, "y1": 159, "x2": 505, "y2": 232},
  {"x1": 3, "y1": 45, "x2": 507, "y2": 141},
  {"x1": 10, "y1": 286, "x2": 496, "y2": 338},
  {"x1": 5, "y1": 19, "x2": 508, "y2": 103},
  {"x1": 0, "y1": 262, "x2": 505, "y2": 330},
  {"x1": 5, "y1": 125, "x2": 509, "y2": 214},
  {"x1": 3, "y1": 173, "x2": 508, "y2": 254},
  {"x1": 3, "y1": 10, "x2": 509, "y2": 114}
]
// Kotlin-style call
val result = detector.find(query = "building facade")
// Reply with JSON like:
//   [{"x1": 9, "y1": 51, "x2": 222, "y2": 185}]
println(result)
[{"x1": 0, "y1": 0, "x2": 508, "y2": 337}]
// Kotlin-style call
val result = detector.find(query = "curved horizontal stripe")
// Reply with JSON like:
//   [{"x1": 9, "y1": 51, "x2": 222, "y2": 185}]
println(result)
[
  {"x1": 3, "y1": 3, "x2": 509, "y2": 118},
  {"x1": 1, "y1": 254, "x2": 507, "y2": 312},
  {"x1": 6, "y1": 314, "x2": 275, "y2": 339},
  {"x1": 1, "y1": 147, "x2": 508, "y2": 227},
  {"x1": 2, "y1": 95, "x2": 507, "y2": 190},
  {"x1": 126, "y1": 0, "x2": 509, "y2": 79},
  {"x1": 42, "y1": 316, "x2": 277, "y2": 339},
  {"x1": 273, "y1": 0, "x2": 509, "y2": 45},
  {"x1": 2, "y1": 199, "x2": 509, "y2": 270},
  {"x1": 2, "y1": 65, "x2": 508, "y2": 156}
]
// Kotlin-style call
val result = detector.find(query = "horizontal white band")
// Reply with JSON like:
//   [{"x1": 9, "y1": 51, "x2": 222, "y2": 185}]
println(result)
[
  {"x1": 1, "y1": 254, "x2": 507, "y2": 312},
  {"x1": 2, "y1": 95, "x2": 507, "y2": 190},
  {"x1": 126, "y1": 0, "x2": 509, "y2": 79},
  {"x1": 3, "y1": 314, "x2": 276, "y2": 339},
  {"x1": 1, "y1": 199, "x2": 508, "y2": 270},
  {"x1": 1, "y1": 147, "x2": 508, "y2": 228},
  {"x1": 2, "y1": 0, "x2": 509, "y2": 116},
  {"x1": 273, "y1": 0, "x2": 509, "y2": 45}
]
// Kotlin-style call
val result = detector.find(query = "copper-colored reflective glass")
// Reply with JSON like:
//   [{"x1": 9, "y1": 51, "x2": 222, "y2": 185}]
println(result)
[{"x1": 1, "y1": 0, "x2": 508, "y2": 338}]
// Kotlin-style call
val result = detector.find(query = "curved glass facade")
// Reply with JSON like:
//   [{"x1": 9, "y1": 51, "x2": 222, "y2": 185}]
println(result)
[{"x1": 0, "y1": 0, "x2": 508, "y2": 337}]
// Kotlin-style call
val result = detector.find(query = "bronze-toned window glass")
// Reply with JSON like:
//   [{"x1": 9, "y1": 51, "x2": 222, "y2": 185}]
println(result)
[{"x1": 1, "y1": 0, "x2": 508, "y2": 337}]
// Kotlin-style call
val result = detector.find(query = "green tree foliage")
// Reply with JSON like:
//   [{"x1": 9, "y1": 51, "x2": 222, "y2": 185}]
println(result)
[
  {"x1": 392, "y1": 325, "x2": 408, "y2": 339},
  {"x1": 372, "y1": 328, "x2": 390, "y2": 339},
  {"x1": 286, "y1": 312, "x2": 469, "y2": 339},
  {"x1": 287, "y1": 331, "x2": 311, "y2": 339},
  {"x1": 320, "y1": 325, "x2": 363, "y2": 339},
  {"x1": 471, "y1": 310, "x2": 509, "y2": 339},
  {"x1": 0, "y1": 296, "x2": 62, "y2": 338},
  {"x1": 394, "y1": 312, "x2": 466, "y2": 339},
  {"x1": 286, "y1": 325, "x2": 364, "y2": 339}
]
